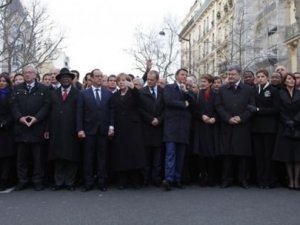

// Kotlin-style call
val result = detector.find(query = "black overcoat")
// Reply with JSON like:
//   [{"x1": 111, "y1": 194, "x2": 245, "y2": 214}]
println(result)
[
  {"x1": 139, "y1": 86, "x2": 164, "y2": 147},
  {"x1": 273, "y1": 88, "x2": 300, "y2": 162},
  {"x1": 252, "y1": 84, "x2": 280, "y2": 133},
  {"x1": 215, "y1": 83, "x2": 255, "y2": 156},
  {"x1": 0, "y1": 90, "x2": 15, "y2": 157},
  {"x1": 163, "y1": 83, "x2": 192, "y2": 144},
  {"x1": 111, "y1": 88, "x2": 145, "y2": 171},
  {"x1": 11, "y1": 82, "x2": 50, "y2": 143},
  {"x1": 193, "y1": 90, "x2": 218, "y2": 157},
  {"x1": 48, "y1": 87, "x2": 80, "y2": 162}
]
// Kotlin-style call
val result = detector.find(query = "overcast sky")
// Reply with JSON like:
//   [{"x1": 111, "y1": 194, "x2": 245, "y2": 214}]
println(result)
[{"x1": 24, "y1": 0, "x2": 195, "y2": 77}]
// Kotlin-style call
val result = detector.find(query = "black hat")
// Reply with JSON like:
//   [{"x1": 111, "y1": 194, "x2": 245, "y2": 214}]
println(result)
[{"x1": 56, "y1": 68, "x2": 75, "y2": 80}]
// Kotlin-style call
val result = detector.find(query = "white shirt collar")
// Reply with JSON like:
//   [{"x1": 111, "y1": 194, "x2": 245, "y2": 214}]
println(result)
[
  {"x1": 258, "y1": 82, "x2": 270, "y2": 94},
  {"x1": 92, "y1": 86, "x2": 101, "y2": 92},
  {"x1": 61, "y1": 85, "x2": 71, "y2": 93}
]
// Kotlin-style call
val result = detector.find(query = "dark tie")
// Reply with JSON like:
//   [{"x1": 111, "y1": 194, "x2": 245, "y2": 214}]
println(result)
[
  {"x1": 95, "y1": 88, "x2": 101, "y2": 106},
  {"x1": 151, "y1": 87, "x2": 156, "y2": 99},
  {"x1": 27, "y1": 84, "x2": 32, "y2": 93},
  {"x1": 62, "y1": 89, "x2": 68, "y2": 101}
]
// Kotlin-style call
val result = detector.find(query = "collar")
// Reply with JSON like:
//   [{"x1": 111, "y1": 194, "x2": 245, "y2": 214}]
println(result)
[
  {"x1": 258, "y1": 82, "x2": 270, "y2": 93},
  {"x1": 61, "y1": 85, "x2": 72, "y2": 93},
  {"x1": 92, "y1": 86, "x2": 101, "y2": 92},
  {"x1": 52, "y1": 83, "x2": 61, "y2": 89},
  {"x1": 149, "y1": 85, "x2": 157, "y2": 91},
  {"x1": 235, "y1": 80, "x2": 241, "y2": 87},
  {"x1": 26, "y1": 81, "x2": 36, "y2": 88}
]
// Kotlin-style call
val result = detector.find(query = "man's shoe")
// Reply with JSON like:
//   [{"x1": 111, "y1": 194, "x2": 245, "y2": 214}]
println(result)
[
  {"x1": 14, "y1": 183, "x2": 27, "y2": 191},
  {"x1": 98, "y1": 185, "x2": 107, "y2": 192},
  {"x1": 81, "y1": 185, "x2": 93, "y2": 192},
  {"x1": 51, "y1": 185, "x2": 63, "y2": 191},
  {"x1": 66, "y1": 185, "x2": 76, "y2": 191},
  {"x1": 34, "y1": 184, "x2": 44, "y2": 191},
  {"x1": 240, "y1": 181, "x2": 250, "y2": 189},
  {"x1": 173, "y1": 181, "x2": 184, "y2": 189},
  {"x1": 162, "y1": 180, "x2": 171, "y2": 191},
  {"x1": 220, "y1": 181, "x2": 231, "y2": 189}
]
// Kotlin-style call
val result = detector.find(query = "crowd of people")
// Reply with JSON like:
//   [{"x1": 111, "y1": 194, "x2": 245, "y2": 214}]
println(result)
[{"x1": 0, "y1": 62, "x2": 300, "y2": 192}]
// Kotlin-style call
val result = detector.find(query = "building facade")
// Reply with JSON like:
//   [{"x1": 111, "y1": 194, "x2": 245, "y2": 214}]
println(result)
[{"x1": 180, "y1": 0, "x2": 300, "y2": 77}]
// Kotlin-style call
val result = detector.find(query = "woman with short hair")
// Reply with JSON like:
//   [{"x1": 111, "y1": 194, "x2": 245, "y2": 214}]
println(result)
[{"x1": 273, "y1": 73, "x2": 300, "y2": 189}]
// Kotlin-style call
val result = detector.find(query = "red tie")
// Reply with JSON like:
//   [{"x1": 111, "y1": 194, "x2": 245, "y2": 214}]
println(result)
[{"x1": 62, "y1": 89, "x2": 68, "y2": 101}]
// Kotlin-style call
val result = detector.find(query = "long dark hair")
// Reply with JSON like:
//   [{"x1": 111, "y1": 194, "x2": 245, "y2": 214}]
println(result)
[{"x1": 0, "y1": 73, "x2": 12, "y2": 89}]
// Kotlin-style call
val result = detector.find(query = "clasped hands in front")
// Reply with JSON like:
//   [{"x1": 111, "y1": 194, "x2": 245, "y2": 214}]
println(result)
[
  {"x1": 202, "y1": 115, "x2": 216, "y2": 124},
  {"x1": 228, "y1": 116, "x2": 241, "y2": 125}
]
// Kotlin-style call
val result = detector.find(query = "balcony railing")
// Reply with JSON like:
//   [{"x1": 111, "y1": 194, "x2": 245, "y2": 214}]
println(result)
[{"x1": 285, "y1": 23, "x2": 300, "y2": 42}]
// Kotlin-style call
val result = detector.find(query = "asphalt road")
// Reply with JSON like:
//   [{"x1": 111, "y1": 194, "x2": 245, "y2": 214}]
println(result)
[{"x1": 1, "y1": 186, "x2": 300, "y2": 225}]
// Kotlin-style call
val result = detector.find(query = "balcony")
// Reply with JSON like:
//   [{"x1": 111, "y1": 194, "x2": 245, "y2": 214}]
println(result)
[
  {"x1": 179, "y1": 17, "x2": 195, "y2": 38},
  {"x1": 285, "y1": 23, "x2": 300, "y2": 43}
]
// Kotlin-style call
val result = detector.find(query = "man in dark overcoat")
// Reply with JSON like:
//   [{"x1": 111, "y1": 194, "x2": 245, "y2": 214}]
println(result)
[
  {"x1": 162, "y1": 68, "x2": 193, "y2": 191},
  {"x1": 46, "y1": 68, "x2": 80, "y2": 190},
  {"x1": 139, "y1": 70, "x2": 164, "y2": 186},
  {"x1": 215, "y1": 65, "x2": 255, "y2": 188},
  {"x1": 77, "y1": 69, "x2": 114, "y2": 192},
  {"x1": 11, "y1": 65, "x2": 50, "y2": 191}
]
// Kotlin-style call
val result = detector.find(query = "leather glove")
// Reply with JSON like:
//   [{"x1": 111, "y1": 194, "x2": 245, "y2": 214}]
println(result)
[
  {"x1": 286, "y1": 120, "x2": 295, "y2": 129},
  {"x1": 247, "y1": 104, "x2": 257, "y2": 113}
]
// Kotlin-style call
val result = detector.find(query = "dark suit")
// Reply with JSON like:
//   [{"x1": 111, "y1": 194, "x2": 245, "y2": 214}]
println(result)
[
  {"x1": 251, "y1": 83, "x2": 279, "y2": 186},
  {"x1": 0, "y1": 89, "x2": 15, "y2": 188},
  {"x1": 163, "y1": 83, "x2": 192, "y2": 183},
  {"x1": 215, "y1": 82, "x2": 255, "y2": 184},
  {"x1": 77, "y1": 87, "x2": 113, "y2": 187},
  {"x1": 48, "y1": 86, "x2": 80, "y2": 187},
  {"x1": 11, "y1": 82, "x2": 50, "y2": 186},
  {"x1": 140, "y1": 85, "x2": 164, "y2": 184}
]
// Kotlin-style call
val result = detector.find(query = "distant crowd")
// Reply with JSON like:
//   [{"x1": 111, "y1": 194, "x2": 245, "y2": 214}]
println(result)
[{"x1": 0, "y1": 61, "x2": 300, "y2": 192}]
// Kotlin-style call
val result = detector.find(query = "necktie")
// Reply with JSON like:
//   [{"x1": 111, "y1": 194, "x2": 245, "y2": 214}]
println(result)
[
  {"x1": 151, "y1": 87, "x2": 156, "y2": 99},
  {"x1": 62, "y1": 89, "x2": 68, "y2": 101},
  {"x1": 95, "y1": 88, "x2": 101, "y2": 106},
  {"x1": 27, "y1": 84, "x2": 32, "y2": 93}
]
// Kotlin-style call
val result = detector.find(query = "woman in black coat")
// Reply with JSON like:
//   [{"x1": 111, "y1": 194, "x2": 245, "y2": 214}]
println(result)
[
  {"x1": 273, "y1": 73, "x2": 300, "y2": 189},
  {"x1": 0, "y1": 74, "x2": 15, "y2": 190},
  {"x1": 111, "y1": 73, "x2": 145, "y2": 189},
  {"x1": 194, "y1": 74, "x2": 218, "y2": 185},
  {"x1": 250, "y1": 69, "x2": 279, "y2": 188}
]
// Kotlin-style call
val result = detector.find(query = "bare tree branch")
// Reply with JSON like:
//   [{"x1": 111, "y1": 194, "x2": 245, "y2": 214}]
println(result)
[{"x1": 0, "y1": 0, "x2": 65, "y2": 73}]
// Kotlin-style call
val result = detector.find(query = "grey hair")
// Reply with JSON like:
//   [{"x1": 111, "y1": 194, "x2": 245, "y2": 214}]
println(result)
[
  {"x1": 134, "y1": 78, "x2": 144, "y2": 86},
  {"x1": 227, "y1": 65, "x2": 242, "y2": 74},
  {"x1": 23, "y1": 64, "x2": 37, "y2": 74}
]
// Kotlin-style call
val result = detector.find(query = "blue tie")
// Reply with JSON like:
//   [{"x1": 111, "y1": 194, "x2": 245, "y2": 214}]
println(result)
[
  {"x1": 151, "y1": 87, "x2": 156, "y2": 99},
  {"x1": 95, "y1": 88, "x2": 101, "y2": 106}
]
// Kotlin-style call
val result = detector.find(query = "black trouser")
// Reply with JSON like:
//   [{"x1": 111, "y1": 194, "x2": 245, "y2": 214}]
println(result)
[
  {"x1": 199, "y1": 157, "x2": 216, "y2": 184},
  {"x1": 0, "y1": 157, "x2": 13, "y2": 182},
  {"x1": 54, "y1": 160, "x2": 78, "y2": 186},
  {"x1": 17, "y1": 143, "x2": 44, "y2": 185},
  {"x1": 222, "y1": 156, "x2": 249, "y2": 183},
  {"x1": 253, "y1": 133, "x2": 276, "y2": 186},
  {"x1": 117, "y1": 169, "x2": 142, "y2": 187},
  {"x1": 83, "y1": 132, "x2": 108, "y2": 187},
  {"x1": 144, "y1": 146, "x2": 162, "y2": 184}
]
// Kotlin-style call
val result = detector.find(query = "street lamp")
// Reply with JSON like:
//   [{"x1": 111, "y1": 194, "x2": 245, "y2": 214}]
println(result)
[{"x1": 159, "y1": 29, "x2": 192, "y2": 75}]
